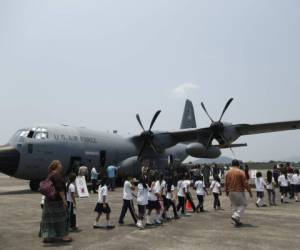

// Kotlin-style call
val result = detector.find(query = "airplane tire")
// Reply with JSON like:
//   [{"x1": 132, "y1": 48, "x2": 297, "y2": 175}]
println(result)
[{"x1": 29, "y1": 180, "x2": 40, "y2": 192}]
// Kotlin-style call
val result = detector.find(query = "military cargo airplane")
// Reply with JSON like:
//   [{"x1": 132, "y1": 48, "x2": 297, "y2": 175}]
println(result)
[{"x1": 1, "y1": 98, "x2": 300, "y2": 191}]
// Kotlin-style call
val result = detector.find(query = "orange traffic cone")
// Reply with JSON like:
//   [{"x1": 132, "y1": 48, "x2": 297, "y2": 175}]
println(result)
[{"x1": 186, "y1": 200, "x2": 193, "y2": 212}]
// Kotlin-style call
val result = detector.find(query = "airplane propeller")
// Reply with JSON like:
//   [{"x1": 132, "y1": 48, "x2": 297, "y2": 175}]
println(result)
[
  {"x1": 201, "y1": 98, "x2": 235, "y2": 155},
  {"x1": 136, "y1": 110, "x2": 161, "y2": 160}
]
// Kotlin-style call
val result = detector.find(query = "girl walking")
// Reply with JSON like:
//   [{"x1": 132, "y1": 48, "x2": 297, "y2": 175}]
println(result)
[
  {"x1": 266, "y1": 170, "x2": 276, "y2": 206},
  {"x1": 210, "y1": 176, "x2": 222, "y2": 210},
  {"x1": 136, "y1": 177, "x2": 149, "y2": 229}
]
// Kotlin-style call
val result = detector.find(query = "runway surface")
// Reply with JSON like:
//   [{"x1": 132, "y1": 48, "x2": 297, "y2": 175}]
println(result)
[{"x1": 0, "y1": 174, "x2": 300, "y2": 250}]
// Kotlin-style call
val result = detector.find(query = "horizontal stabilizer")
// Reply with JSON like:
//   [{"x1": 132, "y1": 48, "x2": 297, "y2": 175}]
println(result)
[{"x1": 218, "y1": 143, "x2": 248, "y2": 149}]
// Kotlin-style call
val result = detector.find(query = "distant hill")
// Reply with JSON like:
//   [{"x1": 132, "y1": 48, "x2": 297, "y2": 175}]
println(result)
[
  {"x1": 280, "y1": 156, "x2": 300, "y2": 163},
  {"x1": 188, "y1": 156, "x2": 233, "y2": 165}
]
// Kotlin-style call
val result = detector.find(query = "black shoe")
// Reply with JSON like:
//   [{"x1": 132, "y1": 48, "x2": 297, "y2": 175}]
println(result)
[
  {"x1": 106, "y1": 225, "x2": 115, "y2": 229},
  {"x1": 43, "y1": 238, "x2": 55, "y2": 244},
  {"x1": 118, "y1": 221, "x2": 124, "y2": 225}
]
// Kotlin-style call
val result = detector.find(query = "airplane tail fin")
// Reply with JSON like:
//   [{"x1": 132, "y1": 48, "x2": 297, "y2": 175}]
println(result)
[{"x1": 180, "y1": 99, "x2": 197, "y2": 129}]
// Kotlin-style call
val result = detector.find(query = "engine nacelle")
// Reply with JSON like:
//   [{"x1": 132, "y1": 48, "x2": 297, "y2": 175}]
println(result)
[
  {"x1": 118, "y1": 156, "x2": 139, "y2": 177},
  {"x1": 186, "y1": 142, "x2": 206, "y2": 157},
  {"x1": 186, "y1": 143, "x2": 221, "y2": 158}
]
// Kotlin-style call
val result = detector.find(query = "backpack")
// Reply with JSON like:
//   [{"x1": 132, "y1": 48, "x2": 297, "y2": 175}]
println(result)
[{"x1": 39, "y1": 175, "x2": 57, "y2": 200}]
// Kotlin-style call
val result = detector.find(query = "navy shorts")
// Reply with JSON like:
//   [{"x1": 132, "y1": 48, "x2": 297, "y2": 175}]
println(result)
[
  {"x1": 256, "y1": 191, "x2": 264, "y2": 198},
  {"x1": 94, "y1": 203, "x2": 111, "y2": 214},
  {"x1": 147, "y1": 200, "x2": 161, "y2": 210},
  {"x1": 138, "y1": 204, "x2": 146, "y2": 215},
  {"x1": 280, "y1": 186, "x2": 289, "y2": 194}
]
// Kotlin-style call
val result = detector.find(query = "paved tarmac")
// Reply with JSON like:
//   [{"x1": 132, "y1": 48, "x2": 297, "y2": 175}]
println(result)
[{"x1": 0, "y1": 174, "x2": 300, "y2": 250}]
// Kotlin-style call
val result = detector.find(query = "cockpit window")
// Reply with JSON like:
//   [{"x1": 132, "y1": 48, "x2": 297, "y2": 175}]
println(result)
[
  {"x1": 20, "y1": 131, "x2": 29, "y2": 137},
  {"x1": 33, "y1": 128, "x2": 48, "y2": 139}
]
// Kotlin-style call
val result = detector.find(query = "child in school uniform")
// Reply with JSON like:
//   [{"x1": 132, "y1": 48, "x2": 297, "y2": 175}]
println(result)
[
  {"x1": 194, "y1": 175, "x2": 209, "y2": 212},
  {"x1": 292, "y1": 169, "x2": 300, "y2": 202},
  {"x1": 184, "y1": 174, "x2": 196, "y2": 213},
  {"x1": 94, "y1": 178, "x2": 115, "y2": 229},
  {"x1": 176, "y1": 175, "x2": 187, "y2": 216},
  {"x1": 66, "y1": 173, "x2": 79, "y2": 231},
  {"x1": 118, "y1": 176, "x2": 137, "y2": 225},
  {"x1": 266, "y1": 170, "x2": 276, "y2": 206},
  {"x1": 165, "y1": 177, "x2": 179, "y2": 219},
  {"x1": 278, "y1": 170, "x2": 289, "y2": 203},
  {"x1": 136, "y1": 177, "x2": 149, "y2": 229},
  {"x1": 147, "y1": 177, "x2": 162, "y2": 225},
  {"x1": 210, "y1": 175, "x2": 222, "y2": 210},
  {"x1": 255, "y1": 172, "x2": 267, "y2": 207}
]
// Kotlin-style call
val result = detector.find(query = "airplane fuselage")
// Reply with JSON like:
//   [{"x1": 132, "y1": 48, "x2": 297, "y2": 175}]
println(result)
[{"x1": 1, "y1": 124, "x2": 189, "y2": 185}]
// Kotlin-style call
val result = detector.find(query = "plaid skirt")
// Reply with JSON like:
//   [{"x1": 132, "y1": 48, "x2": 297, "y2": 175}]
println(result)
[{"x1": 40, "y1": 199, "x2": 69, "y2": 239}]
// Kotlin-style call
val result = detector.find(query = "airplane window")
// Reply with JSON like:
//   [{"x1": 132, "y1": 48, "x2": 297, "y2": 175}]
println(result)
[
  {"x1": 33, "y1": 128, "x2": 48, "y2": 139},
  {"x1": 34, "y1": 132, "x2": 48, "y2": 140},
  {"x1": 20, "y1": 131, "x2": 29, "y2": 137},
  {"x1": 28, "y1": 131, "x2": 34, "y2": 138}
]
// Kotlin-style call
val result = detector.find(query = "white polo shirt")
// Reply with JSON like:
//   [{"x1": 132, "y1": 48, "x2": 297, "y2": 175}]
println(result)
[
  {"x1": 278, "y1": 175, "x2": 289, "y2": 187},
  {"x1": 292, "y1": 174, "x2": 300, "y2": 185},
  {"x1": 67, "y1": 183, "x2": 76, "y2": 203},
  {"x1": 148, "y1": 182, "x2": 158, "y2": 201},
  {"x1": 98, "y1": 185, "x2": 108, "y2": 204},
  {"x1": 123, "y1": 180, "x2": 133, "y2": 200},
  {"x1": 195, "y1": 180, "x2": 205, "y2": 196},
  {"x1": 177, "y1": 180, "x2": 186, "y2": 197},
  {"x1": 137, "y1": 183, "x2": 148, "y2": 206},
  {"x1": 255, "y1": 177, "x2": 266, "y2": 192}
]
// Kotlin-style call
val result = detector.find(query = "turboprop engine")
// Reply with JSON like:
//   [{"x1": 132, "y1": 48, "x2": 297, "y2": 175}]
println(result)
[
  {"x1": 186, "y1": 142, "x2": 221, "y2": 158},
  {"x1": 118, "y1": 156, "x2": 139, "y2": 177}
]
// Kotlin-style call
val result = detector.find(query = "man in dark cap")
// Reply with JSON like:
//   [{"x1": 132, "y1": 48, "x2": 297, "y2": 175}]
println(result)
[{"x1": 225, "y1": 160, "x2": 252, "y2": 227}]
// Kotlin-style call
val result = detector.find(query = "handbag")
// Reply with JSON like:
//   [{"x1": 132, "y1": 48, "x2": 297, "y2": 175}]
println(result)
[{"x1": 39, "y1": 175, "x2": 57, "y2": 200}]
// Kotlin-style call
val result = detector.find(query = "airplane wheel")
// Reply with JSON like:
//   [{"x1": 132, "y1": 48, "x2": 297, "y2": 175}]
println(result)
[{"x1": 29, "y1": 180, "x2": 40, "y2": 192}]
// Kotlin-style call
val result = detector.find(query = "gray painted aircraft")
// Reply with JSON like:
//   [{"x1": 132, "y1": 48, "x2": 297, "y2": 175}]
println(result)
[{"x1": 1, "y1": 98, "x2": 300, "y2": 191}]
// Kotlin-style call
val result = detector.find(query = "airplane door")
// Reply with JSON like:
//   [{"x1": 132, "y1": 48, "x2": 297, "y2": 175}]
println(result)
[
  {"x1": 69, "y1": 157, "x2": 81, "y2": 175},
  {"x1": 168, "y1": 155, "x2": 174, "y2": 167},
  {"x1": 100, "y1": 150, "x2": 106, "y2": 168}
]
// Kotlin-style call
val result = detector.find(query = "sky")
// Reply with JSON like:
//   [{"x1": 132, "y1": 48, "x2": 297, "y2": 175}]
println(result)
[{"x1": 0, "y1": 0, "x2": 300, "y2": 162}]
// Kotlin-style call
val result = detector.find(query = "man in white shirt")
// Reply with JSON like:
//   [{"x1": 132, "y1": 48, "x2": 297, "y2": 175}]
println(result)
[
  {"x1": 90, "y1": 167, "x2": 99, "y2": 194},
  {"x1": 78, "y1": 165, "x2": 89, "y2": 179},
  {"x1": 118, "y1": 176, "x2": 137, "y2": 225}
]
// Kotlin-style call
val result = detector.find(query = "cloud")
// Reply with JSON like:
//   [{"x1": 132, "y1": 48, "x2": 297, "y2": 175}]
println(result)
[{"x1": 172, "y1": 83, "x2": 199, "y2": 98}]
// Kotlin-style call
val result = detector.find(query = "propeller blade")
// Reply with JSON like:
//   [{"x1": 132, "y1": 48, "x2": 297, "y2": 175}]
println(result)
[
  {"x1": 149, "y1": 110, "x2": 161, "y2": 131},
  {"x1": 219, "y1": 98, "x2": 234, "y2": 122},
  {"x1": 137, "y1": 140, "x2": 148, "y2": 160},
  {"x1": 149, "y1": 141, "x2": 159, "y2": 154},
  {"x1": 201, "y1": 102, "x2": 214, "y2": 123},
  {"x1": 136, "y1": 114, "x2": 145, "y2": 132},
  {"x1": 205, "y1": 133, "x2": 215, "y2": 150},
  {"x1": 220, "y1": 133, "x2": 235, "y2": 156}
]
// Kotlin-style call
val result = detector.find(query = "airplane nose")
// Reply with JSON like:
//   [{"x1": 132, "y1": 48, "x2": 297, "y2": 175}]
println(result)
[{"x1": 0, "y1": 146, "x2": 20, "y2": 176}]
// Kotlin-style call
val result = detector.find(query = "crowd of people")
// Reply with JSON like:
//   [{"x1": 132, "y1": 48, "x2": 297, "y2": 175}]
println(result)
[{"x1": 38, "y1": 159, "x2": 300, "y2": 244}]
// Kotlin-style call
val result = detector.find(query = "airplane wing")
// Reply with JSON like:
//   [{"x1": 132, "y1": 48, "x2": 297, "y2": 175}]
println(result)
[
  {"x1": 234, "y1": 120, "x2": 300, "y2": 136},
  {"x1": 130, "y1": 120, "x2": 300, "y2": 154}
]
